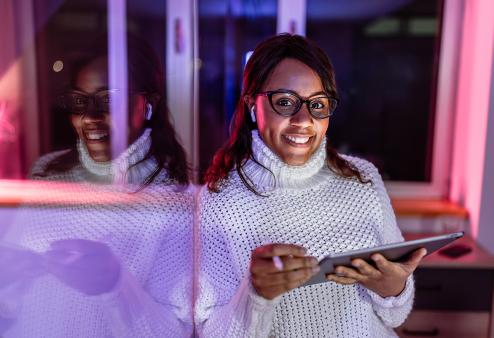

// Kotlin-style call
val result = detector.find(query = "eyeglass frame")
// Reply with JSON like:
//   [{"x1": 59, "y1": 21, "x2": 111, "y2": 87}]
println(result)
[
  {"x1": 255, "y1": 89, "x2": 339, "y2": 119},
  {"x1": 59, "y1": 89, "x2": 148, "y2": 115}
]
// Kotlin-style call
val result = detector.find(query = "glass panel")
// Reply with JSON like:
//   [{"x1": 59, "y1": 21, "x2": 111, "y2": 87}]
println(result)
[
  {"x1": 0, "y1": 0, "x2": 171, "y2": 181},
  {"x1": 307, "y1": 0, "x2": 442, "y2": 182},
  {"x1": 198, "y1": 0, "x2": 278, "y2": 178},
  {"x1": 0, "y1": 1, "x2": 194, "y2": 337}
]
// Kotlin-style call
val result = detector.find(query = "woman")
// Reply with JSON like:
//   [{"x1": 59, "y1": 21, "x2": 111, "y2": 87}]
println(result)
[
  {"x1": 0, "y1": 36, "x2": 193, "y2": 337},
  {"x1": 196, "y1": 34, "x2": 425, "y2": 337},
  {"x1": 31, "y1": 36, "x2": 188, "y2": 187}
]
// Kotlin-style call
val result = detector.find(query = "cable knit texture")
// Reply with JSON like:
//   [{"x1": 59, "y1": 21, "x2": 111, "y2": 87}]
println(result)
[
  {"x1": 1, "y1": 135, "x2": 193, "y2": 337},
  {"x1": 196, "y1": 130, "x2": 414, "y2": 338}
]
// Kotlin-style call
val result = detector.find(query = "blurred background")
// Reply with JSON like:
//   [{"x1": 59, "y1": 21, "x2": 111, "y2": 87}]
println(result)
[{"x1": 1, "y1": 0, "x2": 494, "y2": 336}]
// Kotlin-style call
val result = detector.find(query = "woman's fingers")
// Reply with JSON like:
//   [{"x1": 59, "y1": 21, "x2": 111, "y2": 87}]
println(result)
[
  {"x1": 253, "y1": 243, "x2": 307, "y2": 259},
  {"x1": 252, "y1": 266, "x2": 318, "y2": 288},
  {"x1": 351, "y1": 258, "x2": 381, "y2": 278},
  {"x1": 326, "y1": 273, "x2": 358, "y2": 285},
  {"x1": 250, "y1": 243, "x2": 319, "y2": 299},
  {"x1": 399, "y1": 248, "x2": 427, "y2": 272},
  {"x1": 251, "y1": 255, "x2": 318, "y2": 274},
  {"x1": 370, "y1": 254, "x2": 396, "y2": 274}
]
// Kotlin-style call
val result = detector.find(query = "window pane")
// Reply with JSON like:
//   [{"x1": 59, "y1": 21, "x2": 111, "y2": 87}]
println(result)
[
  {"x1": 307, "y1": 0, "x2": 442, "y2": 182},
  {"x1": 198, "y1": 0, "x2": 278, "y2": 178},
  {"x1": 0, "y1": 0, "x2": 169, "y2": 180}
]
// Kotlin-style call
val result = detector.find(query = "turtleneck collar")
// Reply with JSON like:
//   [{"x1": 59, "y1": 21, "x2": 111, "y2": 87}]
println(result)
[
  {"x1": 77, "y1": 128, "x2": 161, "y2": 185},
  {"x1": 241, "y1": 130, "x2": 330, "y2": 192}
]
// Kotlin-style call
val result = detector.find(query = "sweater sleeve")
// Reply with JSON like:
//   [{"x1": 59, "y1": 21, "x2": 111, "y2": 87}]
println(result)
[
  {"x1": 195, "y1": 188, "x2": 280, "y2": 338},
  {"x1": 364, "y1": 161, "x2": 415, "y2": 328}
]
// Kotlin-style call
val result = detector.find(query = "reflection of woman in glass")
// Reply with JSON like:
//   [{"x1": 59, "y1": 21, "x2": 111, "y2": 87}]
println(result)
[
  {"x1": 196, "y1": 34, "x2": 425, "y2": 337},
  {"x1": 0, "y1": 36, "x2": 193, "y2": 337},
  {"x1": 31, "y1": 37, "x2": 188, "y2": 186}
]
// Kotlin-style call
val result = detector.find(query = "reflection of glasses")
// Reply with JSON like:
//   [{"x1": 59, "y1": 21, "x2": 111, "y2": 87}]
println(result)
[
  {"x1": 257, "y1": 90, "x2": 339, "y2": 119},
  {"x1": 60, "y1": 89, "x2": 121, "y2": 115}
]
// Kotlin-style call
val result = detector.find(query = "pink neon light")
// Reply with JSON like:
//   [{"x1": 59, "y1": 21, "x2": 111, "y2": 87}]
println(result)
[
  {"x1": 0, "y1": 101, "x2": 16, "y2": 142},
  {"x1": 0, "y1": 180, "x2": 160, "y2": 206},
  {"x1": 450, "y1": 0, "x2": 494, "y2": 238}
]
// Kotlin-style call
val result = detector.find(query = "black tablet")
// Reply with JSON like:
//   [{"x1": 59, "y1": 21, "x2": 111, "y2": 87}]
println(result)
[{"x1": 303, "y1": 231, "x2": 464, "y2": 286}]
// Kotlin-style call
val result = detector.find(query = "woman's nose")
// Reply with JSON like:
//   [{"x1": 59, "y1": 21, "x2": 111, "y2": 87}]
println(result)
[
  {"x1": 290, "y1": 103, "x2": 313, "y2": 127},
  {"x1": 81, "y1": 109, "x2": 107, "y2": 123}
]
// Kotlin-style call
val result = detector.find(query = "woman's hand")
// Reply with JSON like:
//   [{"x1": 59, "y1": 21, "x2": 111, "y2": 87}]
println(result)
[
  {"x1": 326, "y1": 248, "x2": 427, "y2": 298},
  {"x1": 250, "y1": 243, "x2": 320, "y2": 300},
  {"x1": 44, "y1": 239, "x2": 121, "y2": 296}
]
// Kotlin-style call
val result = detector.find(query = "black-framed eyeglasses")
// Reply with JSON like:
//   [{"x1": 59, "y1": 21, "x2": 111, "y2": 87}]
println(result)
[
  {"x1": 257, "y1": 89, "x2": 339, "y2": 119},
  {"x1": 59, "y1": 89, "x2": 147, "y2": 115},
  {"x1": 59, "y1": 89, "x2": 121, "y2": 115}
]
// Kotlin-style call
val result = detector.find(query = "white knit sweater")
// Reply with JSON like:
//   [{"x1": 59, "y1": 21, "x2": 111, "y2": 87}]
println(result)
[
  {"x1": 1, "y1": 131, "x2": 193, "y2": 337},
  {"x1": 196, "y1": 131, "x2": 414, "y2": 338}
]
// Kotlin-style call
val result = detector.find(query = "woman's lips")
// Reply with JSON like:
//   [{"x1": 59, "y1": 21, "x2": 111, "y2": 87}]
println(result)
[{"x1": 282, "y1": 134, "x2": 314, "y2": 146}]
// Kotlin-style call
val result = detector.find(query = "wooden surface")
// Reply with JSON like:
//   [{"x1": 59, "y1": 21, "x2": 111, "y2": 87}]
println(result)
[{"x1": 392, "y1": 199, "x2": 469, "y2": 218}]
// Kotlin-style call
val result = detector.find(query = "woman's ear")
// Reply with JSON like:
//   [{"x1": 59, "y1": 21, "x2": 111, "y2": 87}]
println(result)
[
  {"x1": 243, "y1": 95, "x2": 254, "y2": 107},
  {"x1": 244, "y1": 95, "x2": 256, "y2": 123},
  {"x1": 146, "y1": 93, "x2": 161, "y2": 107}
]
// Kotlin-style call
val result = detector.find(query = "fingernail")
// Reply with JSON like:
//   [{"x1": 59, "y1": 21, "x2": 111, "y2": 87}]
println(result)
[
  {"x1": 310, "y1": 257, "x2": 318, "y2": 266},
  {"x1": 312, "y1": 266, "x2": 320, "y2": 273}
]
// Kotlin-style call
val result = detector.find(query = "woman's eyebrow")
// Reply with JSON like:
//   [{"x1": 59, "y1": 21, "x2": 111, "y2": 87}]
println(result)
[
  {"x1": 307, "y1": 91, "x2": 327, "y2": 97},
  {"x1": 71, "y1": 86, "x2": 110, "y2": 93},
  {"x1": 94, "y1": 86, "x2": 110, "y2": 92},
  {"x1": 271, "y1": 88, "x2": 327, "y2": 98}
]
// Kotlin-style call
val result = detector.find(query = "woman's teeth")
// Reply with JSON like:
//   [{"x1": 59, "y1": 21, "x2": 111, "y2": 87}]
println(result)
[
  {"x1": 85, "y1": 131, "x2": 108, "y2": 140},
  {"x1": 285, "y1": 135, "x2": 310, "y2": 144}
]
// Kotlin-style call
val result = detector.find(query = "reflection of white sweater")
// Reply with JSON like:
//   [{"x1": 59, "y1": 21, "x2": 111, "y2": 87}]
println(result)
[
  {"x1": 196, "y1": 131, "x2": 413, "y2": 338},
  {"x1": 2, "y1": 130, "x2": 193, "y2": 337}
]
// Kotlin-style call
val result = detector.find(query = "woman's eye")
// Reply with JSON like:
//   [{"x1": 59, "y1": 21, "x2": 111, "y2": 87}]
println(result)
[
  {"x1": 310, "y1": 100, "x2": 325, "y2": 110},
  {"x1": 276, "y1": 98, "x2": 294, "y2": 107},
  {"x1": 74, "y1": 96, "x2": 87, "y2": 105}
]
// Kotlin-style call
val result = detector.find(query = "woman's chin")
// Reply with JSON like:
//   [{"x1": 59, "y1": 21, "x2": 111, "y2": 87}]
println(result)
[{"x1": 86, "y1": 146, "x2": 111, "y2": 162}]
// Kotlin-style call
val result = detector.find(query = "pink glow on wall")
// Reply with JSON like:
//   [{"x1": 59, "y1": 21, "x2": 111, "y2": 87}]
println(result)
[
  {"x1": 450, "y1": 0, "x2": 494, "y2": 238},
  {"x1": 0, "y1": 60, "x2": 23, "y2": 178}
]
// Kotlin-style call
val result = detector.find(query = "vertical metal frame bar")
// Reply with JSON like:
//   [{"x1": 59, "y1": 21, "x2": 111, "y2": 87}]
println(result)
[
  {"x1": 166, "y1": 0, "x2": 198, "y2": 180},
  {"x1": 107, "y1": 0, "x2": 128, "y2": 165},
  {"x1": 277, "y1": 0, "x2": 307, "y2": 36}
]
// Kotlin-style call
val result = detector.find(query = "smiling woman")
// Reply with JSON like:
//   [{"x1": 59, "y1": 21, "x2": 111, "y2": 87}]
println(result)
[
  {"x1": 30, "y1": 35, "x2": 188, "y2": 186},
  {"x1": 197, "y1": 34, "x2": 425, "y2": 337},
  {"x1": 245, "y1": 59, "x2": 332, "y2": 165}
]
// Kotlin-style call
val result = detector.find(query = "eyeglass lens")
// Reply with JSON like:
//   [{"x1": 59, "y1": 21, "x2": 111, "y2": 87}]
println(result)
[
  {"x1": 270, "y1": 92, "x2": 336, "y2": 118},
  {"x1": 62, "y1": 90, "x2": 118, "y2": 114}
]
